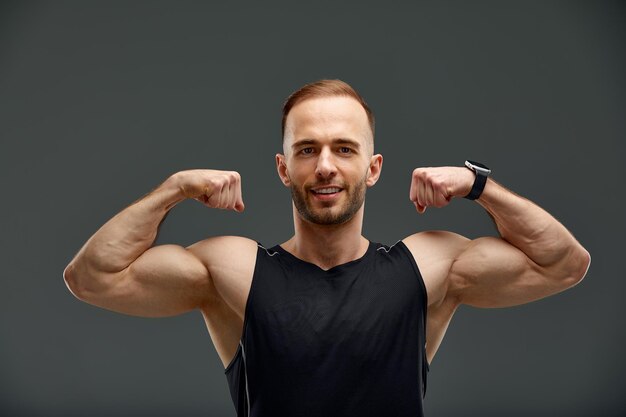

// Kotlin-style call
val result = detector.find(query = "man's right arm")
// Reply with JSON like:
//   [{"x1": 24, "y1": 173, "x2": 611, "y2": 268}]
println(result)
[{"x1": 62, "y1": 169, "x2": 245, "y2": 317}]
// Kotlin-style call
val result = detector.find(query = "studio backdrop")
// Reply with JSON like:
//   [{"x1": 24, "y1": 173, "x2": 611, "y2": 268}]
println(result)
[{"x1": 1, "y1": 1, "x2": 624, "y2": 416}]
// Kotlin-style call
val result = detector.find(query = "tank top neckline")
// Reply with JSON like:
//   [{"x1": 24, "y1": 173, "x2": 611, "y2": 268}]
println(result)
[{"x1": 271, "y1": 240, "x2": 378, "y2": 273}]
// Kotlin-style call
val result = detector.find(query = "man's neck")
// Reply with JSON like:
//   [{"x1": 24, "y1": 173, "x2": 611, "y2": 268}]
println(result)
[{"x1": 281, "y1": 204, "x2": 369, "y2": 271}]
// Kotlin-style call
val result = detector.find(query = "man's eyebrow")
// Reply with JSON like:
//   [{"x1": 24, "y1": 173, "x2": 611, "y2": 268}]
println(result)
[
  {"x1": 291, "y1": 138, "x2": 361, "y2": 149},
  {"x1": 334, "y1": 138, "x2": 361, "y2": 148}
]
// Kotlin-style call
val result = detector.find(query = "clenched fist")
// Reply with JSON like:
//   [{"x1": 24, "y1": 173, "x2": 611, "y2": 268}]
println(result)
[
  {"x1": 172, "y1": 169, "x2": 245, "y2": 212},
  {"x1": 409, "y1": 166, "x2": 475, "y2": 213}
]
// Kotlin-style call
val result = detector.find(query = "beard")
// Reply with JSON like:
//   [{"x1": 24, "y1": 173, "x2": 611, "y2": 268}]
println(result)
[{"x1": 290, "y1": 170, "x2": 368, "y2": 226}]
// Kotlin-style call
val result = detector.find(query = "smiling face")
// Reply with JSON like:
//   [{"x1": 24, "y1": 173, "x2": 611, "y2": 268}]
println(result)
[{"x1": 276, "y1": 95, "x2": 382, "y2": 226}]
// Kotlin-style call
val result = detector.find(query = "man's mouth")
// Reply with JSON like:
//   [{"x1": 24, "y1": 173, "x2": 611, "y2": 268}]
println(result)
[
  {"x1": 310, "y1": 186, "x2": 343, "y2": 200},
  {"x1": 311, "y1": 187, "x2": 342, "y2": 195}
]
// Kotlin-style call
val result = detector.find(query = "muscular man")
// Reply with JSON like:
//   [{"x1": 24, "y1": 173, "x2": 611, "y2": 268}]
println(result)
[{"x1": 63, "y1": 79, "x2": 591, "y2": 417}]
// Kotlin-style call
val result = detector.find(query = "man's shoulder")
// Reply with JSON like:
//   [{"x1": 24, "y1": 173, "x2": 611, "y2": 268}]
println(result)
[
  {"x1": 400, "y1": 231, "x2": 473, "y2": 308},
  {"x1": 185, "y1": 235, "x2": 260, "y2": 266},
  {"x1": 401, "y1": 230, "x2": 471, "y2": 262}
]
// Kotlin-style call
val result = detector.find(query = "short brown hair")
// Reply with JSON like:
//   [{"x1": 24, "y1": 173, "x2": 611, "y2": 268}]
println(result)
[{"x1": 281, "y1": 79, "x2": 375, "y2": 144}]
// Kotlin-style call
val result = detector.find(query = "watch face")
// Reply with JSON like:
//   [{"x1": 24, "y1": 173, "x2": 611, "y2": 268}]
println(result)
[{"x1": 465, "y1": 160, "x2": 491, "y2": 174}]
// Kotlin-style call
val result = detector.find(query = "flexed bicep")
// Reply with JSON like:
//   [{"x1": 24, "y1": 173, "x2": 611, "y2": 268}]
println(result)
[
  {"x1": 448, "y1": 237, "x2": 573, "y2": 308},
  {"x1": 78, "y1": 244, "x2": 217, "y2": 318}
]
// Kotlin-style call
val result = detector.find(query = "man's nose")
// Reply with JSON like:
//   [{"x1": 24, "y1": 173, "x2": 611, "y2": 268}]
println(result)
[{"x1": 315, "y1": 147, "x2": 337, "y2": 179}]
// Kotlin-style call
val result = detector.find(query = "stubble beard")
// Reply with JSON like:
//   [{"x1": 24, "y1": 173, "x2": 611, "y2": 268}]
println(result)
[{"x1": 290, "y1": 171, "x2": 368, "y2": 226}]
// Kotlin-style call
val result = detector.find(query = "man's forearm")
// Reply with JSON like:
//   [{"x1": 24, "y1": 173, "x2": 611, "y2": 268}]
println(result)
[
  {"x1": 476, "y1": 178, "x2": 590, "y2": 277},
  {"x1": 65, "y1": 174, "x2": 185, "y2": 279}
]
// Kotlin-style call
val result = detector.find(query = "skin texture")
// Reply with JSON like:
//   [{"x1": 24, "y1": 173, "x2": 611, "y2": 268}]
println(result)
[{"x1": 64, "y1": 95, "x2": 591, "y2": 370}]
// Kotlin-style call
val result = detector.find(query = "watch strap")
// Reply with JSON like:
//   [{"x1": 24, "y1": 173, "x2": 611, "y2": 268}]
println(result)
[
  {"x1": 465, "y1": 172, "x2": 487, "y2": 200},
  {"x1": 464, "y1": 162, "x2": 489, "y2": 200}
]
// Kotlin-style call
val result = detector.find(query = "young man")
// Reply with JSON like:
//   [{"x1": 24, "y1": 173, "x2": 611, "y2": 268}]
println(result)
[{"x1": 63, "y1": 79, "x2": 591, "y2": 417}]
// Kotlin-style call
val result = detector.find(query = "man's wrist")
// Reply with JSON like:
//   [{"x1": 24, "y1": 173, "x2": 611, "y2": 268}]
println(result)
[
  {"x1": 476, "y1": 177, "x2": 496, "y2": 203},
  {"x1": 153, "y1": 174, "x2": 188, "y2": 212},
  {"x1": 463, "y1": 160, "x2": 491, "y2": 200}
]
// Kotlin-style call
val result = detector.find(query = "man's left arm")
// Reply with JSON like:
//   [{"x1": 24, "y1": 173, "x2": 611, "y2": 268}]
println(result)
[{"x1": 410, "y1": 166, "x2": 591, "y2": 308}]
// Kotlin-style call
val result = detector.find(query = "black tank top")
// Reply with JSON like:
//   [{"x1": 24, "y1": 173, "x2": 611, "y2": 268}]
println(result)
[{"x1": 224, "y1": 239, "x2": 429, "y2": 417}]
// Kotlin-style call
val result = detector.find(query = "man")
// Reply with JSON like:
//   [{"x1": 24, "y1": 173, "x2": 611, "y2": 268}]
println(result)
[{"x1": 63, "y1": 79, "x2": 591, "y2": 417}]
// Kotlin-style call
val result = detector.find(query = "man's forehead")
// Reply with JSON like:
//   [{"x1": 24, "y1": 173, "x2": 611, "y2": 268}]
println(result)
[{"x1": 285, "y1": 96, "x2": 369, "y2": 138}]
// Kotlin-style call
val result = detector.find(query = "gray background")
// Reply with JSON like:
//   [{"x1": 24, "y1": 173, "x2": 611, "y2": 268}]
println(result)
[{"x1": 1, "y1": 1, "x2": 624, "y2": 416}]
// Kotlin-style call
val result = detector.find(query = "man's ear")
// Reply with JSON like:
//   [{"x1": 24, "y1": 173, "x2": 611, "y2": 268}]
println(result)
[
  {"x1": 276, "y1": 153, "x2": 291, "y2": 186},
  {"x1": 366, "y1": 153, "x2": 383, "y2": 187}
]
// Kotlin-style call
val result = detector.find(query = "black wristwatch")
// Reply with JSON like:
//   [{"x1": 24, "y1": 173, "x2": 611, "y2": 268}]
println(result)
[{"x1": 464, "y1": 160, "x2": 491, "y2": 200}]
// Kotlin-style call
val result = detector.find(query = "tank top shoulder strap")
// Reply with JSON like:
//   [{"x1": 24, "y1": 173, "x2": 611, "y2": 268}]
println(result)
[{"x1": 255, "y1": 241, "x2": 279, "y2": 257}]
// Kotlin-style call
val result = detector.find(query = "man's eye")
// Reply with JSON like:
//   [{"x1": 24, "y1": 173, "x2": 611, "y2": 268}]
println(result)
[
  {"x1": 339, "y1": 147, "x2": 352, "y2": 153},
  {"x1": 301, "y1": 148, "x2": 314, "y2": 154}
]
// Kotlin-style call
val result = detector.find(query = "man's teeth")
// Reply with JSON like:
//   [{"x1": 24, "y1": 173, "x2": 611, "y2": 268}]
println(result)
[{"x1": 314, "y1": 188, "x2": 341, "y2": 194}]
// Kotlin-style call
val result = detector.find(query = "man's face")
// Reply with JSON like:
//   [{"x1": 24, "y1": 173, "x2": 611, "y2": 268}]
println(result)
[{"x1": 276, "y1": 96, "x2": 382, "y2": 226}]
